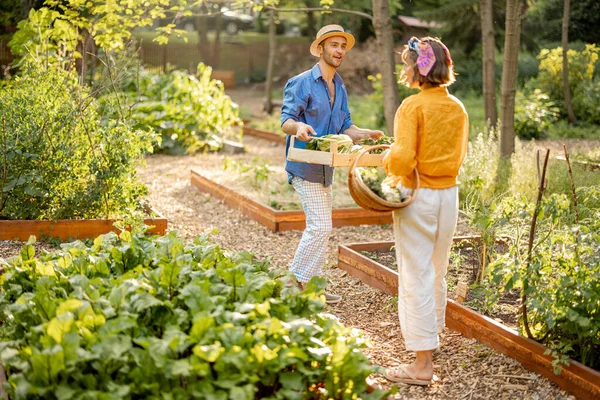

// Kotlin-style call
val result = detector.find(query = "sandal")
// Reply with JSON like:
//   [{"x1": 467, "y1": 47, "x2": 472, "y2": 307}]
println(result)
[{"x1": 384, "y1": 365, "x2": 434, "y2": 386}]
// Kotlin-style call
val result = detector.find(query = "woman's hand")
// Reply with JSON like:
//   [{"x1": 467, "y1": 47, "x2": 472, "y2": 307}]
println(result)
[{"x1": 364, "y1": 129, "x2": 384, "y2": 140}]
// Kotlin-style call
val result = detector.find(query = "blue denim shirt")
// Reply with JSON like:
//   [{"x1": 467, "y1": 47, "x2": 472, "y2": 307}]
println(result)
[{"x1": 281, "y1": 64, "x2": 354, "y2": 187}]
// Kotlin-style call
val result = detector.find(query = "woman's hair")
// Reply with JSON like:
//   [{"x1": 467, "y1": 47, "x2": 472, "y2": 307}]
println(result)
[{"x1": 401, "y1": 37, "x2": 456, "y2": 87}]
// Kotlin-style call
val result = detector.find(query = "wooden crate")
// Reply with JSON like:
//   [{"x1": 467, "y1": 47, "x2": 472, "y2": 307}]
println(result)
[
  {"x1": 287, "y1": 136, "x2": 383, "y2": 167},
  {"x1": 337, "y1": 239, "x2": 600, "y2": 400},
  {"x1": 0, "y1": 208, "x2": 168, "y2": 241},
  {"x1": 190, "y1": 169, "x2": 392, "y2": 232}
]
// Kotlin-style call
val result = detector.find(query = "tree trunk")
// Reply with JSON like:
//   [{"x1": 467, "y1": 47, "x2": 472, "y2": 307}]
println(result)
[
  {"x1": 371, "y1": 0, "x2": 399, "y2": 136},
  {"x1": 212, "y1": 13, "x2": 222, "y2": 69},
  {"x1": 195, "y1": 4, "x2": 210, "y2": 65},
  {"x1": 480, "y1": 0, "x2": 498, "y2": 128},
  {"x1": 562, "y1": 0, "x2": 577, "y2": 123},
  {"x1": 264, "y1": 10, "x2": 276, "y2": 114},
  {"x1": 499, "y1": 0, "x2": 522, "y2": 156},
  {"x1": 306, "y1": 11, "x2": 316, "y2": 41}
]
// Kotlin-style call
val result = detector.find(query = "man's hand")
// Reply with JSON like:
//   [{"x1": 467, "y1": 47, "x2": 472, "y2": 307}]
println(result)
[{"x1": 295, "y1": 122, "x2": 317, "y2": 142}]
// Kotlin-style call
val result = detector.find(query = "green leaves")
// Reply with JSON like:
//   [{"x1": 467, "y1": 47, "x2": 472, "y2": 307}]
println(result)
[{"x1": 0, "y1": 231, "x2": 389, "y2": 398}]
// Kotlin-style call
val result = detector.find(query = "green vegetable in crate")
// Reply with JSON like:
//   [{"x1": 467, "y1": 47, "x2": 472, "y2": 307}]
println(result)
[
  {"x1": 359, "y1": 167, "x2": 402, "y2": 202},
  {"x1": 359, "y1": 136, "x2": 395, "y2": 154},
  {"x1": 306, "y1": 134, "x2": 354, "y2": 153}
]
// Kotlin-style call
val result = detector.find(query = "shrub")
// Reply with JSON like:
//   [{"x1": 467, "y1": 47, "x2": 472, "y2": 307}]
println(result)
[
  {"x1": 0, "y1": 64, "x2": 155, "y2": 220},
  {"x1": 514, "y1": 89, "x2": 560, "y2": 140},
  {"x1": 0, "y1": 230, "x2": 392, "y2": 399},
  {"x1": 101, "y1": 63, "x2": 242, "y2": 154},
  {"x1": 530, "y1": 44, "x2": 600, "y2": 123},
  {"x1": 458, "y1": 131, "x2": 501, "y2": 204},
  {"x1": 487, "y1": 190, "x2": 600, "y2": 370}
]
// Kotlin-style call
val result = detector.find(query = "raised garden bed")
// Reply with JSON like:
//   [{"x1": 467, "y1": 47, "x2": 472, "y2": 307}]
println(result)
[
  {"x1": 337, "y1": 239, "x2": 600, "y2": 400},
  {"x1": 0, "y1": 208, "x2": 167, "y2": 241},
  {"x1": 190, "y1": 169, "x2": 392, "y2": 232},
  {"x1": 556, "y1": 155, "x2": 600, "y2": 171},
  {"x1": 242, "y1": 126, "x2": 286, "y2": 144}
]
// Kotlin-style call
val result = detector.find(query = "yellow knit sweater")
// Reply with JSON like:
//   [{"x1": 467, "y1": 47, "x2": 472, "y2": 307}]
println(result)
[{"x1": 383, "y1": 85, "x2": 469, "y2": 189}]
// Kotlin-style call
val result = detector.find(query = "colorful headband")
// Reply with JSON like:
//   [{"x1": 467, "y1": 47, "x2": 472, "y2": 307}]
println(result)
[{"x1": 407, "y1": 37, "x2": 453, "y2": 76}]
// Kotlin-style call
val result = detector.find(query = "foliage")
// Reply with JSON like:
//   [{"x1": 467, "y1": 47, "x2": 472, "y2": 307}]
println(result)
[
  {"x1": 223, "y1": 157, "x2": 275, "y2": 189},
  {"x1": 0, "y1": 229, "x2": 392, "y2": 399},
  {"x1": 530, "y1": 45, "x2": 600, "y2": 123},
  {"x1": 546, "y1": 120, "x2": 600, "y2": 140},
  {"x1": 248, "y1": 115, "x2": 285, "y2": 135},
  {"x1": 101, "y1": 63, "x2": 242, "y2": 154},
  {"x1": 458, "y1": 131, "x2": 500, "y2": 204},
  {"x1": 9, "y1": 0, "x2": 188, "y2": 66},
  {"x1": 306, "y1": 135, "x2": 353, "y2": 153},
  {"x1": 525, "y1": 0, "x2": 600, "y2": 45},
  {"x1": 487, "y1": 189, "x2": 600, "y2": 370},
  {"x1": 358, "y1": 168, "x2": 401, "y2": 203},
  {"x1": 350, "y1": 70, "x2": 418, "y2": 134},
  {"x1": 0, "y1": 63, "x2": 155, "y2": 220},
  {"x1": 514, "y1": 89, "x2": 560, "y2": 140}
]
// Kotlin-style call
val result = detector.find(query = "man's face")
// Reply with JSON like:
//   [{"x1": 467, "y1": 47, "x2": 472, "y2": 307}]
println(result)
[{"x1": 319, "y1": 36, "x2": 347, "y2": 68}]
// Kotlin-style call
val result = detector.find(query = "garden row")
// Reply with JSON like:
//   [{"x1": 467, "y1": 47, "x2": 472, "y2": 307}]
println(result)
[{"x1": 185, "y1": 129, "x2": 600, "y2": 399}]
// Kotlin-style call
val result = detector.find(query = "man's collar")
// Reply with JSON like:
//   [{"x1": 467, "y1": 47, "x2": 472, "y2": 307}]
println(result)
[{"x1": 311, "y1": 63, "x2": 342, "y2": 84}]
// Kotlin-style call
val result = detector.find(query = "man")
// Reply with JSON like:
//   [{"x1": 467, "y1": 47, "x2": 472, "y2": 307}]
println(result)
[{"x1": 281, "y1": 24, "x2": 384, "y2": 304}]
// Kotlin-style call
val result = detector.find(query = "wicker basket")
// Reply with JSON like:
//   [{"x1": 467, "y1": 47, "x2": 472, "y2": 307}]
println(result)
[{"x1": 348, "y1": 145, "x2": 420, "y2": 212}]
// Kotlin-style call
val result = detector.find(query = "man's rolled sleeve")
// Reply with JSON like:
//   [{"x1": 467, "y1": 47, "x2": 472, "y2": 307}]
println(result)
[{"x1": 281, "y1": 79, "x2": 307, "y2": 126}]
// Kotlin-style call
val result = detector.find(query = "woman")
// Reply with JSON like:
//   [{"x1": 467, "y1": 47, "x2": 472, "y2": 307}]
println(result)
[{"x1": 382, "y1": 36, "x2": 469, "y2": 386}]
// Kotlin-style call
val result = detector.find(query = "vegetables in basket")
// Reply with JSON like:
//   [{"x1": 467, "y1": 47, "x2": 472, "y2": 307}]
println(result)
[
  {"x1": 306, "y1": 134, "x2": 354, "y2": 153},
  {"x1": 359, "y1": 167, "x2": 402, "y2": 202}
]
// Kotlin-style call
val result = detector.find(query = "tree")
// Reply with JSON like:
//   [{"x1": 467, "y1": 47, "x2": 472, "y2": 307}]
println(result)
[
  {"x1": 371, "y1": 0, "x2": 399, "y2": 135},
  {"x1": 499, "y1": 0, "x2": 526, "y2": 156},
  {"x1": 480, "y1": 0, "x2": 497, "y2": 127},
  {"x1": 561, "y1": 0, "x2": 576, "y2": 124},
  {"x1": 264, "y1": 10, "x2": 277, "y2": 113}
]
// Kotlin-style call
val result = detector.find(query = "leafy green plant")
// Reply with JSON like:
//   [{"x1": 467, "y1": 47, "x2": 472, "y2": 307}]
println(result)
[
  {"x1": 223, "y1": 157, "x2": 275, "y2": 190},
  {"x1": 514, "y1": 89, "x2": 560, "y2": 140},
  {"x1": 0, "y1": 64, "x2": 155, "y2": 220},
  {"x1": 530, "y1": 44, "x2": 600, "y2": 123},
  {"x1": 0, "y1": 230, "x2": 392, "y2": 399},
  {"x1": 487, "y1": 190, "x2": 600, "y2": 370},
  {"x1": 101, "y1": 63, "x2": 242, "y2": 154}
]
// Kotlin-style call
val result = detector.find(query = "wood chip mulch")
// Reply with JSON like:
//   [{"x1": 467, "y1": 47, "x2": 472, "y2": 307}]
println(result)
[
  {"x1": 0, "y1": 136, "x2": 575, "y2": 399},
  {"x1": 136, "y1": 136, "x2": 573, "y2": 399}
]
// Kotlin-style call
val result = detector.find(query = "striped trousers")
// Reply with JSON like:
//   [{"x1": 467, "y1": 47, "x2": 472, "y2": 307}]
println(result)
[{"x1": 289, "y1": 177, "x2": 333, "y2": 283}]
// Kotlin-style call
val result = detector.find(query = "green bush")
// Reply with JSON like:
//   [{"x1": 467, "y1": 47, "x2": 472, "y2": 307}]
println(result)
[
  {"x1": 530, "y1": 44, "x2": 600, "y2": 123},
  {"x1": 488, "y1": 190, "x2": 600, "y2": 370},
  {"x1": 101, "y1": 63, "x2": 242, "y2": 154},
  {"x1": 546, "y1": 119, "x2": 600, "y2": 139},
  {"x1": 514, "y1": 89, "x2": 560, "y2": 140},
  {"x1": 349, "y1": 70, "x2": 418, "y2": 135},
  {"x1": 0, "y1": 230, "x2": 392, "y2": 399},
  {"x1": 0, "y1": 65, "x2": 155, "y2": 220}
]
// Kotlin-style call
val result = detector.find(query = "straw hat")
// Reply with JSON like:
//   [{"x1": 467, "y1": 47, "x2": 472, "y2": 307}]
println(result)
[{"x1": 309, "y1": 24, "x2": 355, "y2": 57}]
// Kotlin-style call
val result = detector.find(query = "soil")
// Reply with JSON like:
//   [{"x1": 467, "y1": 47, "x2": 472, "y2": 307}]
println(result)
[
  {"x1": 360, "y1": 243, "x2": 521, "y2": 329},
  {"x1": 0, "y1": 135, "x2": 578, "y2": 399}
]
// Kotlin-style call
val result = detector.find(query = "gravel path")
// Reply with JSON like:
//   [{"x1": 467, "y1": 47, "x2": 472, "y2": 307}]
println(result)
[{"x1": 135, "y1": 136, "x2": 573, "y2": 399}]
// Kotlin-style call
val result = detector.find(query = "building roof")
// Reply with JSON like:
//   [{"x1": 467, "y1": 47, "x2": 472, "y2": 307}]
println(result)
[{"x1": 398, "y1": 15, "x2": 441, "y2": 29}]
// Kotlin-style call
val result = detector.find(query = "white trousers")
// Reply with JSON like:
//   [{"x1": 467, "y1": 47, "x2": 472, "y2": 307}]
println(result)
[
  {"x1": 289, "y1": 177, "x2": 333, "y2": 283},
  {"x1": 392, "y1": 186, "x2": 458, "y2": 351}
]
